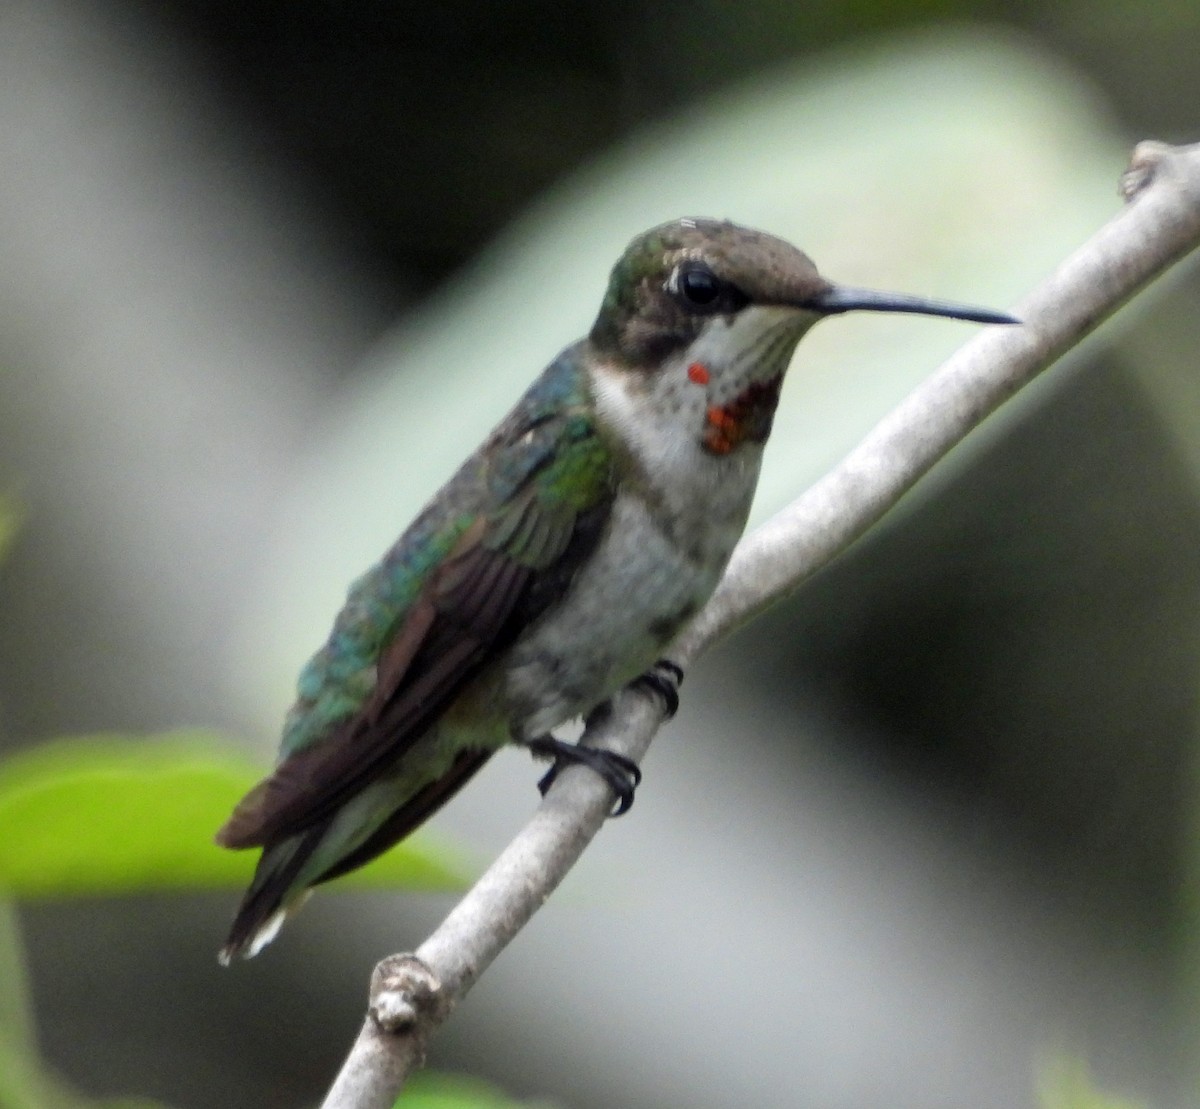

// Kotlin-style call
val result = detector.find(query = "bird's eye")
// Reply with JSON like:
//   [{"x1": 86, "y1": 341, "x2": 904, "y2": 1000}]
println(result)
[{"x1": 675, "y1": 264, "x2": 722, "y2": 310}]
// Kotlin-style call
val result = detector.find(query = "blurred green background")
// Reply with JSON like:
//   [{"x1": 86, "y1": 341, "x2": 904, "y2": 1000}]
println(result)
[{"x1": 0, "y1": 1, "x2": 1198, "y2": 1107}]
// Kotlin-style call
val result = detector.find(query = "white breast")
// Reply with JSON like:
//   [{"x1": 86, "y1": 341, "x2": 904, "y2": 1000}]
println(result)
[{"x1": 502, "y1": 358, "x2": 765, "y2": 738}]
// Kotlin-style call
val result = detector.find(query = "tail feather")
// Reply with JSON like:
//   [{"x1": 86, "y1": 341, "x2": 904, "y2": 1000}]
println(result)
[
  {"x1": 217, "y1": 748, "x2": 494, "y2": 962},
  {"x1": 219, "y1": 824, "x2": 326, "y2": 963}
]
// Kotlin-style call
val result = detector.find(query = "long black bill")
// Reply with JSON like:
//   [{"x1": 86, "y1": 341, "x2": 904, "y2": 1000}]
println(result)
[{"x1": 811, "y1": 284, "x2": 1019, "y2": 326}]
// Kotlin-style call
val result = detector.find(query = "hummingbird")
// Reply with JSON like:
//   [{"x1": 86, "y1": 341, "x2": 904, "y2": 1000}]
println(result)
[{"x1": 216, "y1": 217, "x2": 1015, "y2": 962}]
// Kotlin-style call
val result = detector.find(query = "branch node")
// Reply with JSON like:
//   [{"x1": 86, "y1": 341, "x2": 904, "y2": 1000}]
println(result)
[
  {"x1": 368, "y1": 954, "x2": 445, "y2": 1033},
  {"x1": 1120, "y1": 139, "x2": 1173, "y2": 201}
]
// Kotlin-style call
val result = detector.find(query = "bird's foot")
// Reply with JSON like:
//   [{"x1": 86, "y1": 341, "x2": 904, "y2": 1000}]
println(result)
[
  {"x1": 630, "y1": 658, "x2": 684, "y2": 718},
  {"x1": 527, "y1": 661, "x2": 681, "y2": 815},
  {"x1": 529, "y1": 735, "x2": 642, "y2": 816}
]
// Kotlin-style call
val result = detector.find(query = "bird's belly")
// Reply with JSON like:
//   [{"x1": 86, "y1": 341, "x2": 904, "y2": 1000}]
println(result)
[{"x1": 502, "y1": 491, "x2": 741, "y2": 738}]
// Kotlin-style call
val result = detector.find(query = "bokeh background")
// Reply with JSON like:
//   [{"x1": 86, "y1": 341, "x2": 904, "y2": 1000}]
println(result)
[{"x1": 1, "y1": 1, "x2": 1199, "y2": 1106}]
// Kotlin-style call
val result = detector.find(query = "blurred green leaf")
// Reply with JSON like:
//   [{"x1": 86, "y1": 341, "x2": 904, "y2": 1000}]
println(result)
[
  {"x1": 0, "y1": 491, "x2": 20, "y2": 565},
  {"x1": 1038, "y1": 1056, "x2": 1147, "y2": 1109},
  {"x1": 0, "y1": 734, "x2": 470, "y2": 898},
  {"x1": 0, "y1": 902, "x2": 176, "y2": 1108},
  {"x1": 91, "y1": 1100, "x2": 173, "y2": 1108},
  {"x1": 396, "y1": 1072, "x2": 557, "y2": 1109},
  {"x1": 0, "y1": 899, "x2": 59, "y2": 1109},
  {"x1": 0, "y1": 1033, "x2": 64, "y2": 1109},
  {"x1": 0, "y1": 1033, "x2": 173, "y2": 1109},
  {"x1": 0, "y1": 901, "x2": 34, "y2": 1060}
]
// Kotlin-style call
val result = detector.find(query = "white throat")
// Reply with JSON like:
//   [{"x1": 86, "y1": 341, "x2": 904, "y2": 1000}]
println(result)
[{"x1": 587, "y1": 304, "x2": 816, "y2": 542}]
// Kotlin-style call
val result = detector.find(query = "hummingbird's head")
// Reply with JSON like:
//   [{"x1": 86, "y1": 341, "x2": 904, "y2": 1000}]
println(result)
[
  {"x1": 587, "y1": 218, "x2": 1014, "y2": 458},
  {"x1": 590, "y1": 217, "x2": 1014, "y2": 368},
  {"x1": 589, "y1": 218, "x2": 828, "y2": 369}
]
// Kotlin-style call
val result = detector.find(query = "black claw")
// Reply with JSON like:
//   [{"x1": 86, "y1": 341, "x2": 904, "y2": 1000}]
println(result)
[
  {"x1": 631, "y1": 658, "x2": 685, "y2": 718},
  {"x1": 529, "y1": 735, "x2": 642, "y2": 816},
  {"x1": 536, "y1": 761, "x2": 560, "y2": 797}
]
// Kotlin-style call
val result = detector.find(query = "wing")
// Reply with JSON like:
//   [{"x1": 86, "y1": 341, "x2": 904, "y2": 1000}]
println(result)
[{"x1": 217, "y1": 351, "x2": 613, "y2": 850}]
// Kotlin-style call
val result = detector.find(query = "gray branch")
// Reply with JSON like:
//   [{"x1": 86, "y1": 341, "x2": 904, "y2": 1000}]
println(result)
[{"x1": 319, "y1": 139, "x2": 1200, "y2": 1109}]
